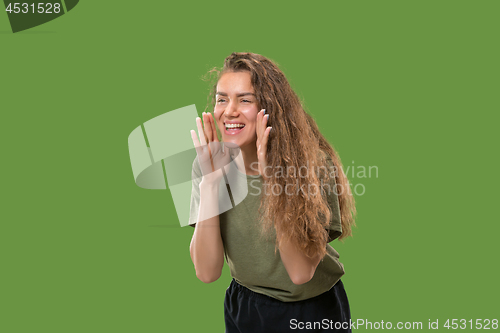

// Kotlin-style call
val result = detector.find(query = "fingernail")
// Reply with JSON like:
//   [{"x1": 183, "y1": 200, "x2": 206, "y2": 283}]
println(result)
[{"x1": 263, "y1": 109, "x2": 266, "y2": 114}]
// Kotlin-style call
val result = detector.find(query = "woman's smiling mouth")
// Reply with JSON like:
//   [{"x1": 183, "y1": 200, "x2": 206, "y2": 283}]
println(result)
[{"x1": 224, "y1": 122, "x2": 246, "y2": 135}]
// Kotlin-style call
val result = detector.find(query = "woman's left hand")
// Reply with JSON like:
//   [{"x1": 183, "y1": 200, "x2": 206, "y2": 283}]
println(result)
[{"x1": 256, "y1": 109, "x2": 272, "y2": 180}]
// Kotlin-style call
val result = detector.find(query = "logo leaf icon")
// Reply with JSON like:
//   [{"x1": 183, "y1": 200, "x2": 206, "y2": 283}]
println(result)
[{"x1": 3, "y1": 0, "x2": 79, "y2": 33}]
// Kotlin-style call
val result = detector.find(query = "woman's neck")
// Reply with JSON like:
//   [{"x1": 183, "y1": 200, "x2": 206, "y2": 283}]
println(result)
[{"x1": 237, "y1": 143, "x2": 260, "y2": 176}]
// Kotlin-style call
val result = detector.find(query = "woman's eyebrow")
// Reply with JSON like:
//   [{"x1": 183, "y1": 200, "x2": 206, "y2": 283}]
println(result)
[{"x1": 216, "y1": 92, "x2": 256, "y2": 97}]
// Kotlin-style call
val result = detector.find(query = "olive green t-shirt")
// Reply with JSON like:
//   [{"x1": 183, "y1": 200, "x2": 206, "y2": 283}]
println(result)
[{"x1": 189, "y1": 154, "x2": 345, "y2": 302}]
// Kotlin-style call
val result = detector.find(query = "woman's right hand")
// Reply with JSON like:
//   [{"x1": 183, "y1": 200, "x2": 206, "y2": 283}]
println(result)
[{"x1": 190, "y1": 112, "x2": 231, "y2": 185}]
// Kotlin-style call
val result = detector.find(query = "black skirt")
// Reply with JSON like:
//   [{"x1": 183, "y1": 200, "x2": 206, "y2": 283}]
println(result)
[{"x1": 224, "y1": 278, "x2": 352, "y2": 333}]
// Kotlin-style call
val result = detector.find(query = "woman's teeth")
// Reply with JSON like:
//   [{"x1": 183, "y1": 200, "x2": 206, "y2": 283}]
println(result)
[{"x1": 225, "y1": 124, "x2": 245, "y2": 129}]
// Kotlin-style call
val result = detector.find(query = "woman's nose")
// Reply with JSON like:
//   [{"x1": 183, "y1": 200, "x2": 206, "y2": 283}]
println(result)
[{"x1": 224, "y1": 101, "x2": 239, "y2": 117}]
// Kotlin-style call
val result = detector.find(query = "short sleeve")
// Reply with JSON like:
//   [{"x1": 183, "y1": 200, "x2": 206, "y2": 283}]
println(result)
[
  {"x1": 325, "y1": 156, "x2": 342, "y2": 242},
  {"x1": 188, "y1": 157, "x2": 202, "y2": 228}
]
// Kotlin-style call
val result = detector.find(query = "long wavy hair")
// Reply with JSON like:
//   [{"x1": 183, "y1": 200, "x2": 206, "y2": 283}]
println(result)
[{"x1": 204, "y1": 52, "x2": 357, "y2": 259}]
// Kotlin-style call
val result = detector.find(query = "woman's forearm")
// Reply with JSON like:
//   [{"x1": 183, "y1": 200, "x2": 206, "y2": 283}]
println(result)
[
  {"x1": 278, "y1": 237, "x2": 323, "y2": 285},
  {"x1": 189, "y1": 181, "x2": 225, "y2": 283}
]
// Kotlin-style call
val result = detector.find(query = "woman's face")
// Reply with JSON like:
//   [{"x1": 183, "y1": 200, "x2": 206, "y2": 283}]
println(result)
[{"x1": 214, "y1": 71, "x2": 260, "y2": 150}]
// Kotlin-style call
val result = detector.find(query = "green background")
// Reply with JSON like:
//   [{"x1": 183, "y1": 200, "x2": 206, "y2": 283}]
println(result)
[{"x1": 1, "y1": 1, "x2": 498, "y2": 332}]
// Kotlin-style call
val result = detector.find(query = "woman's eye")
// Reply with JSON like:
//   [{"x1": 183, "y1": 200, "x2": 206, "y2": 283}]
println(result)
[
  {"x1": 217, "y1": 99, "x2": 226, "y2": 103},
  {"x1": 242, "y1": 99, "x2": 251, "y2": 103}
]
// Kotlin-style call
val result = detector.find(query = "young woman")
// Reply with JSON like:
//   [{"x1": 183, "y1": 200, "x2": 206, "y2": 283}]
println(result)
[{"x1": 189, "y1": 52, "x2": 357, "y2": 332}]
